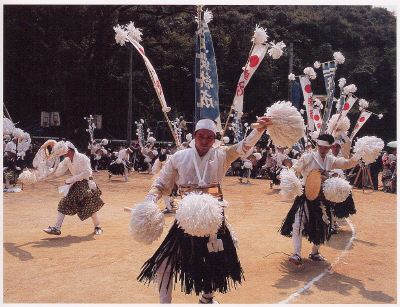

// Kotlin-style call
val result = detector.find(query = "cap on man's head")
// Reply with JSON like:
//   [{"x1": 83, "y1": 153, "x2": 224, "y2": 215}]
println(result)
[
  {"x1": 317, "y1": 134, "x2": 334, "y2": 146},
  {"x1": 195, "y1": 119, "x2": 217, "y2": 135},
  {"x1": 65, "y1": 141, "x2": 76, "y2": 150}
]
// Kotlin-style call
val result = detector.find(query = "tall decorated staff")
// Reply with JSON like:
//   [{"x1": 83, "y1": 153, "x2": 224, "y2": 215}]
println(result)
[
  {"x1": 223, "y1": 25, "x2": 286, "y2": 137},
  {"x1": 336, "y1": 77, "x2": 347, "y2": 114},
  {"x1": 84, "y1": 115, "x2": 96, "y2": 153},
  {"x1": 134, "y1": 119, "x2": 145, "y2": 148},
  {"x1": 229, "y1": 110, "x2": 244, "y2": 143},
  {"x1": 194, "y1": 7, "x2": 222, "y2": 131},
  {"x1": 171, "y1": 118, "x2": 183, "y2": 149},
  {"x1": 114, "y1": 22, "x2": 179, "y2": 148}
]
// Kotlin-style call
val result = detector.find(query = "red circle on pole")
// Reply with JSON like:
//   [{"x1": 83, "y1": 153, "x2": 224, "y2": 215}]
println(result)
[
  {"x1": 304, "y1": 84, "x2": 312, "y2": 93},
  {"x1": 343, "y1": 103, "x2": 350, "y2": 111},
  {"x1": 249, "y1": 55, "x2": 260, "y2": 67},
  {"x1": 314, "y1": 115, "x2": 320, "y2": 121},
  {"x1": 359, "y1": 117, "x2": 365, "y2": 122}
]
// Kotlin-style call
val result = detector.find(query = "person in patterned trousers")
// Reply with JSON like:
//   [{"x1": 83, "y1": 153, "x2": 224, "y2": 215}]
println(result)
[{"x1": 43, "y1": 141, "x2": 105, "y2": 236}]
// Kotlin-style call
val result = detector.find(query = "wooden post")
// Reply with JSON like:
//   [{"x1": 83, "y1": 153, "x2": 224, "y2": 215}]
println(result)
[{"x1": 127, "y1": 44, "x2": 133, "y2": 146}]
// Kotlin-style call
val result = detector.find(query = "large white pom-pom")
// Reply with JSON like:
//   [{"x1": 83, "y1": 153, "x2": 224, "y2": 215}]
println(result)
[
  {"x1": 327, "y1": 114, "x2": 350, "y2": 136},
  {"x1": 353, "y1": 136, "x2": 384, "y2": 165},
  {"x1": 222, "y1": 136, "x2": 230, "y2": 144},
  {"x1": 265, "y1": 101, "x2": 305, "y2": 147},
  {"x1": 343, "y1": 84, "x2": 357, "y2": 95},
  {"x1": 358, "y1": 98, "x2": 369, "y2": 110},
  {"x1": 175, "y1": 193, "x2": 223, "y2": 237},
  {"x1": 18, "y1": 170, "x2": 38, "y2": 185},
  {"x1": 101, "y1": 138, "x2": 108, "y2": 145},
  {"x1": 129, "y1": 201, "x2": 164, "y2": 245},
  {"x1": 338, "y1": 78, "x2": 346, "y2": 88},
  {"x1": 288, "y1": 73, "x2": 295, "y2": 80},
  {"x1": 148, "y1": 136, "x2": 156, "y2": 143},
  {"x1": 303, "y1": 67, "x2": 317, "y2": 79},
  {"x1": 268, "y1": 41, "x2": 286, "y2": 59},
  {"x1": 113, "y1": 24, "x2": 128, "y2": 46},
  {"x1": 53, "y1": 141, "x2": 69, "y2": 156},
  {"x1": 323, "y1": 177, "x2": 352, "y2": 203},
  {"x1": 3, "y1": 118, "x2": 15, "y2": 135},
  {"x1": 12, "y1": 128, "x2": 24, "y2": 139},
  {"x1": 125, "y1": 21, "x2": 143, "y2": 42},
  {"x1": 279, "y1": 169, "x2": 303, "y2": 200},
  {"x1": 333, "y1": 51, "x2": 345, "y2": 64},
  {"x1": 252, "y1": 25, "x2": 268, "y2": 45}
]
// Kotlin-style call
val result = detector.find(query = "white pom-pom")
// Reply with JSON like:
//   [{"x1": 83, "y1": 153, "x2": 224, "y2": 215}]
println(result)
[
  {"x1": 327, "y1": 114, "x2": 350, "y2": 136},
  {"x1": 21, "y1": 132, "x2": 30, "y2": 140},
  {"x1": 264, "y1": 101, "x2": 305, "y2": 147},
  {"x1": 101, "y1": 138, "x2": 108, "y2": 145},
  {"x1": 222, "y1": 136, "x2": 230, "y2": 144},
  {"x1": 314, "y1": 61, "x2": 321, "y2": 69},
  {"x1": 162, "y1": 106, "x2": 171, "y2": 113},
  {"x1": 148, "y1": 136, "x2": 156, "y2": 143},
  {"x1": 333, "y1": 51, "x2": 345, "y2": 64},
  {"x1": 125, "y1": 21, "x2": 143, "y2": 42},
  {"x1": 279, "y1": 169, "x2": 303, "y2": 200},
  {"x1": 288, "y1": 73, "x2": 295, "y2": 80},
  {"x1": 129, "y1": 201, "x2": 164, "y2": 245},
  {"x1": 140, "y1": 119, "x2": 144, "y2": 124},
  {"x1": 338, "y1": 78, "x2": 347, "y2": 88},
  {"x1": 268, "y1": 41, "x2": 286, "y2": 59},
  {"x1": 314, "y1": 98, "x2": 323, "y2": 109},
  {"x1": 12, "y1": 128, "x2": 24, "y2": 139},
  {"x1": 358, "y1": 99, "x2": 369, "y2": 110},
  {"x1": 186, "y1": 133, "x2": 192, "y2": 141},
  {"x1": 244, "y1": 161, "x2": 253, "y2": 169},
  {"x1": 203, "y1": 9, "x2": 213, "y2": 24},
  {"x1": 303, "y1": 67, "x2": 317, "y2": 79},
  {"x1": 252, "y1": 25, "x2": 268, "y2": 45},
  {"x1": 18, "y1": 170, "x2": 38, "y2": 185},
  {"x1": 343, "y1": 84, "x2": 357, "y2": 95},
  {"x1": 244, "y1": 122, "x2": 248, "y2": 127},
  {"x1": 353, "y1": 136, "x2": 384, "y2": 165},
  {"x1": 323, "y1": 177, "x2": 352, "y2": 203},
  {"x1": 113, "y1": 24, "x2": 128, "y2": 46},
  {"x1": 175, "y1": 193, "x2": 223, "y2": 237},
  {"x1": 253, "y1": 152, "x2": 262, "y2": 160},
  {"x1": 378, "y1": 113, "x2": 383, "y2": 119},
  {"x1": 3, "y1": 118, "x2": 15, "y2": 135}
]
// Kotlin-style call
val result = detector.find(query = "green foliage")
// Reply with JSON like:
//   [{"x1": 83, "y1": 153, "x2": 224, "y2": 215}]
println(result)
[{"x1": 3, "y1": 5, "x2": 396, "y2": 141}]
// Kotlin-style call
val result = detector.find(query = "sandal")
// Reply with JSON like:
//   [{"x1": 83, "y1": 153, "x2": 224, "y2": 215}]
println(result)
[
  {"x1": 309, "y1": 252, "x2": 326, "y2": 262},
  {"x1": 288, "y1": 253, "x2": 302, "y2": 265},
  {"x1": 199, "y1": 294, "x2": 219, "y2": 304}
]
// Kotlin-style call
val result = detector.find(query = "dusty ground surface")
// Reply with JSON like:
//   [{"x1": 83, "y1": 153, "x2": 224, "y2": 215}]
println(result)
[{"x1": 3, "y1": 171, "x2": 397, "y2": 304}]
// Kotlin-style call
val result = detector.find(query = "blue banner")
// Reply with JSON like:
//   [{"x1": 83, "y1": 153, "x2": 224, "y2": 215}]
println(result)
[
  {"x1": 320, "y1": 61, "x2": 337, "y2": 133},
  {"x1": 233, "y1": 114, "x2": 244, "y2": 142},
  {"x1": 291, "y1": 81, "x2": 303, "y2": 110},
  {"x1": 194, "y1": 11, "x2": 220, "y2": 129}
]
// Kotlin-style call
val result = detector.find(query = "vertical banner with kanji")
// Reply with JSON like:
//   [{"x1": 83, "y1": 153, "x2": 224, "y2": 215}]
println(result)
[
  {"x1": 299, "y1": 75, "x2": 315, "y2": 131},
  {"x1": 349, "y1": 111, "x2": 372, "y2": 140},
  {"x1": 312, "y1": 108, "x2": 323, "y2": 132},
  {"x1": 232, "y1": 43, "x2": 268, "y2": 115},
  {"x1": 320, "y1": 61, "x2": 337, "y2": 133},
  {"x1": 194, "y1": 10, "x2": 221, "y2": 130}
]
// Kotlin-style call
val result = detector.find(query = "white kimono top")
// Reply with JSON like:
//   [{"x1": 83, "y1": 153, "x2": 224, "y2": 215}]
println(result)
[{"x1": 56, "y1": 151, "x2": 92, "y2": 184}]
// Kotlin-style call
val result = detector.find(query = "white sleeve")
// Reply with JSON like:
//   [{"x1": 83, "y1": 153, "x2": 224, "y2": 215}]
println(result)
[
  {"x1": 55, "y1": 158, "x2": 70, "y2": 177},
  {"x1": 235, "y1": 129, "x2": 264, "y2": 158},
  {"x1": 148, "y1": 157, "x2": 178, "y2": 200},
  {"x1": 65, "y1": 156, "x2": 92, "y2": 184}
]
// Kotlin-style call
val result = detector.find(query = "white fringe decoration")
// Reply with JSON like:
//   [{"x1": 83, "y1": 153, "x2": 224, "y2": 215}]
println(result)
[
  {"x1": 323, "y1": 177, "x2": 352, "y2": 203},
  {"x1": 288, "y1": 73, "x2": 295, "y2": 80},
  {"x1": 113, "y1": 24, "x2": 128, "y2": 46},
  {"x1": 327, "y1": 114, "x2": 350, "y2": 136},
  {"x1": 12, "y1": 128, "x2": 24, "y2": 139},
  {"x1": 175, "y1": 192, "x2": 223, "y2": 237},
  {"x1": 343, "y1": 84, "x2": 357, "y2": 95},
  {"x1": 18, "y1": 170, "x2": 38, "y2": 185},
  {"x1": 314, "y1": 98, "x2": 323, "y2": 109},
  {"x1": 3, "y1": 118, "x2": 15, "y2": 135},
  {"x1": 147, "y1": 136, "x2": 156, "y2": 143},
  {"x1": 279, "y1": 169, "x2": 303, "y2": 200},
  {"x1": 303, "y1": 67, "x2": 317, "y2": 79},
  {"x1": 224, "y1": 219, "x2": 239, "y2": 248},
  {"x1": 358, "y1": 98, "x2": 369, "y2": 110},
  {"x1": 125, "y1": 21, "x2": 143, "y2": 42},
  {"x1": 264, "y1": 101, "x2": 305, "y2": 147},
  {"x1": 338, "y1": 77, "x2": 346, "y2": 88},
  {"x1": 268, "y1": 41, "x2": 286, "y2": 59},
  {"x1": 129, "y1": 200, "x2": 165, "y2": 245},
  {"x1": 333, "y1": 51, "x2": 345, "y2": 64},
  {"x1": 314, "y1": 61, "x2": 321, "y2": 69},
  {"x1": 252, "y1": 25, "x2": 268, "y2": 45},
  {"x1": 353, "y1": 136, "x2": 385, "y2": 165}
]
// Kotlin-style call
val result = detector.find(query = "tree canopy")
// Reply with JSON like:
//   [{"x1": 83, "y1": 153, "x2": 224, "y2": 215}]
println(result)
[{"x1": 3, "y1": 5, "x2": 396, "y2": 144}]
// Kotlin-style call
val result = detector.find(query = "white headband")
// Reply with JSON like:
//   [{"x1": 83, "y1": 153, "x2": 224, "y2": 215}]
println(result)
[
  {"x1": 317, "y1": 140, "x2": 331, "y2": 147},
  {"x1": 195, "y1": 119, "x2": 217, "y2": 135}
]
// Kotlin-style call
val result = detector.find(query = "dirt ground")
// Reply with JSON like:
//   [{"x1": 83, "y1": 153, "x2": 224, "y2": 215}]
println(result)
[{"x1": 2, "y1": 171, "x2": 397, "y2": 304}]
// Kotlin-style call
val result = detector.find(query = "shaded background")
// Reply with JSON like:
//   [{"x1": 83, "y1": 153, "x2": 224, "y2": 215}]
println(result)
[{"x1": 3, "y1": 5, "x2": 396, "y2": 146}]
